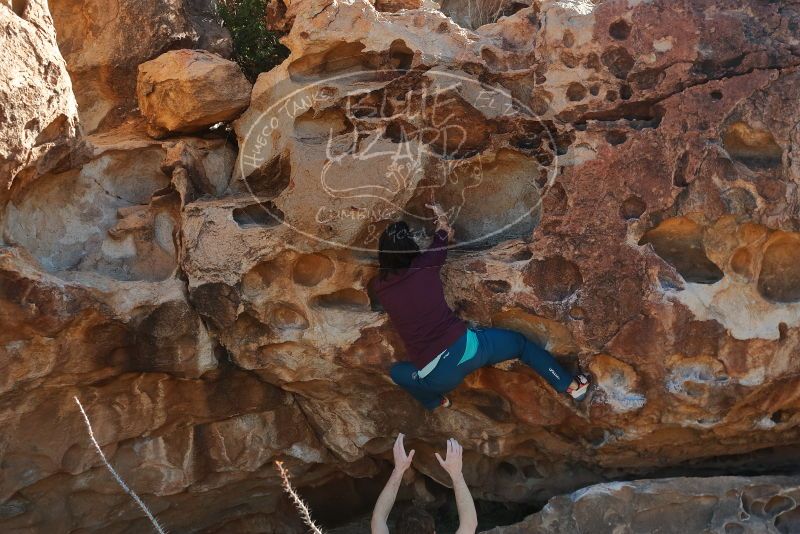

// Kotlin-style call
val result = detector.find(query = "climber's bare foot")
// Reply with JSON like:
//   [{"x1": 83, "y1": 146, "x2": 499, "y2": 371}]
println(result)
[{"x1": 566, "y1": 374, "x2": 590, "y2": 401}]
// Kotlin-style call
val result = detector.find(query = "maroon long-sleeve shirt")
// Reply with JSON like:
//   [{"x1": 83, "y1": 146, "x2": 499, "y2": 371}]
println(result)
[{"x1": 371, "y1": 229, "x2": 467, "y2": 369}]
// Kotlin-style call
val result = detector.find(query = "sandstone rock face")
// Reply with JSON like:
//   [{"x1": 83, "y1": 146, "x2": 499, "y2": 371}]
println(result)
[
  {"x1": 137, "y1": 50, "x2": 253, "y2": 137},
  {"x1": 48, "y1": 0, "x2": 233, "y2": 133},
  {"x1": 3, "y1": 0, "x2": 800, "y2": 532},
  {"x1": 486, "y1": 476, "x2": 800, "y2": 534},
  {"x1": 0, "y1": 0, "x2": 79, "y2": 197}
]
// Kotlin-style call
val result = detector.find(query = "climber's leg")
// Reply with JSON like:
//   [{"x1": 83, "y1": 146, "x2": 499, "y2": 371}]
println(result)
[
  {"x1": 464, "y1": 328, "x2": 573, "y2": 392},
  {"x1": 390, "y1": 362, "x2": 447, "y2": 410}
]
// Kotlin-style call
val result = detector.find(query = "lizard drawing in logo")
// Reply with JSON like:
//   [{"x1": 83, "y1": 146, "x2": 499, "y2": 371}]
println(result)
[{"x1": 318, "y1": 77, "x2": 486, "y2": 232}]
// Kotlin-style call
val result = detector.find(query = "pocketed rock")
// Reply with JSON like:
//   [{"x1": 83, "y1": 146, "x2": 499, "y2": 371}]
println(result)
[{"x1": 3, "y1": 0, "x2": 800, "y2": 531}]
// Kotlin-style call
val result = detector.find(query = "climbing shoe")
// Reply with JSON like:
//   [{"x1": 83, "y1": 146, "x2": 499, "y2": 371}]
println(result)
[
  {"x1": 567, "y1": 374, "x2": 590, "y2": 401},
  {"x1": 439, "y1": 396, "x2": 451, "y2": 409}
]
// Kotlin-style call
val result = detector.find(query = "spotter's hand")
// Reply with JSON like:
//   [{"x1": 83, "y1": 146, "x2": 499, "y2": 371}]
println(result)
[{"x1": 392, "y1": 433, "x2": 415, "y2": 473}]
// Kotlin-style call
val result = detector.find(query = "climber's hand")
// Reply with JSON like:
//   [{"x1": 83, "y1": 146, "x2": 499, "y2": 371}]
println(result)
[
  {"x1": 425, "y1": 202, "x2": 447, "y2": 222},
  {"x1": 425, "y1": 203, "x2": 454, "y2": 240},
  {"x1": 392, "y1": 433, "x2": 415, "y2": 473},
  {"x1": 435, "y1": 438, "x2": 463, "y2": 478}
]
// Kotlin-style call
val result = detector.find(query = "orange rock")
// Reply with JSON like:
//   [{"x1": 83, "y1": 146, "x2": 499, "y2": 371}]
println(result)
[{"x1": 4, "y1": 0, "x2": 800, "y2": 530}]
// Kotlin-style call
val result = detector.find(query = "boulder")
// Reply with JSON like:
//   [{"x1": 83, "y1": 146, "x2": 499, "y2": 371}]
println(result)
[
  {"x1": 484, "y1": 476, "x2": 800, "y2": 534},
  {"x1": 0, "y1": 0, "x2": 78, "y2": 196},
  {"x1": 48, "y1": 0, "x2": 233, "y2": 133},
  {"x1": 137, "y1": 50, "x2": 252, "y2": 138}
]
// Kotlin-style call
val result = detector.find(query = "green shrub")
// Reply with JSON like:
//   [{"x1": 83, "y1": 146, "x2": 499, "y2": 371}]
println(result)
[{"x1": 217, "y1": 0, "x2": 290, "y2": 81}]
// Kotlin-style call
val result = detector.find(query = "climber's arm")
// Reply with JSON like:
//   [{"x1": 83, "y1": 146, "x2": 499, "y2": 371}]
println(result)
[
  {"x1": 371, "y1": 434, "x2": 415, "y2": 534},
  {"x1": 371, "y1": 468, "x2": 401, "y2": 534},
  {"x1": 415, "y1": 203, "x2": 454, "y2": 268},
  {"x1": 436, "y1": 439, "x2": 478, "y2": 534},
  {"x1": 452, "y1": 470, "x2": 478, "y2": 534}
]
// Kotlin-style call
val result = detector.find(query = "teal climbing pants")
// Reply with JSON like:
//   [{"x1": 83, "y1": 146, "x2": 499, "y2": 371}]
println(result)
[{"x1": 390, "y1": 327, "x2": 573, "y2": 410}]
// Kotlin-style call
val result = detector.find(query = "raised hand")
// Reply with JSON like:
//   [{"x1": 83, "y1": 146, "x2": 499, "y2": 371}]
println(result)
[
  {"x1": 435, "y1": 438, "x2": 463, "y2": 478},
  {"x1": 425, "y1": 202, "x2": 448, "y2": 221},
  {"x1": 373, "y1": 434, "x2": 417, "y2": 532},
  {"x1": 392, "y1": 433, "x2": 415, "y2": 473},
  {"x1": 425, "y1": 202, "x2": 455, "y2": 241}
]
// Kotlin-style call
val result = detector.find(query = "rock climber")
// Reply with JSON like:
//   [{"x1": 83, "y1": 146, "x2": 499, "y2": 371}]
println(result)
[
  {"x1": 371, "y1": 433, "x2": 477, "y2": 534},
  {"x1": 370, "y1": 203, "x2": 590, "y2": 410}
]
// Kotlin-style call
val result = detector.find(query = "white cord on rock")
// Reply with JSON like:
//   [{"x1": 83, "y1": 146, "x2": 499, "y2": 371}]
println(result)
[{"x1": 73, "y1": 396, "x2": 167, "y2": 534}]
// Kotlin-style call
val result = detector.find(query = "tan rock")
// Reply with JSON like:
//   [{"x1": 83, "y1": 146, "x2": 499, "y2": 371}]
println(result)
[
  {"x1": 485, "y1": 476, "x2": 800, "y2": 534},
  {"x1": 3, "y1": 125, "x2": 235, "y2": 282},
  {"x1": 0, "y1": 0, "x2": 79, "y2": 196},
  {"x1": 49, "y1": 0, "x2": 233, "y2": 133},
  {"x1": 137, "y1": 50, "x2": 253, "y2": 138}
]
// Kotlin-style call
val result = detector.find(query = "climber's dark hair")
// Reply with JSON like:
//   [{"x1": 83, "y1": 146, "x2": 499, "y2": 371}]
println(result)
[
  {"x1": 378, "y1": 221, "x2": 420, "y2": 280},
  {"x1": 396, "y1": 506, "x2": 436, "y2": 534}
]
